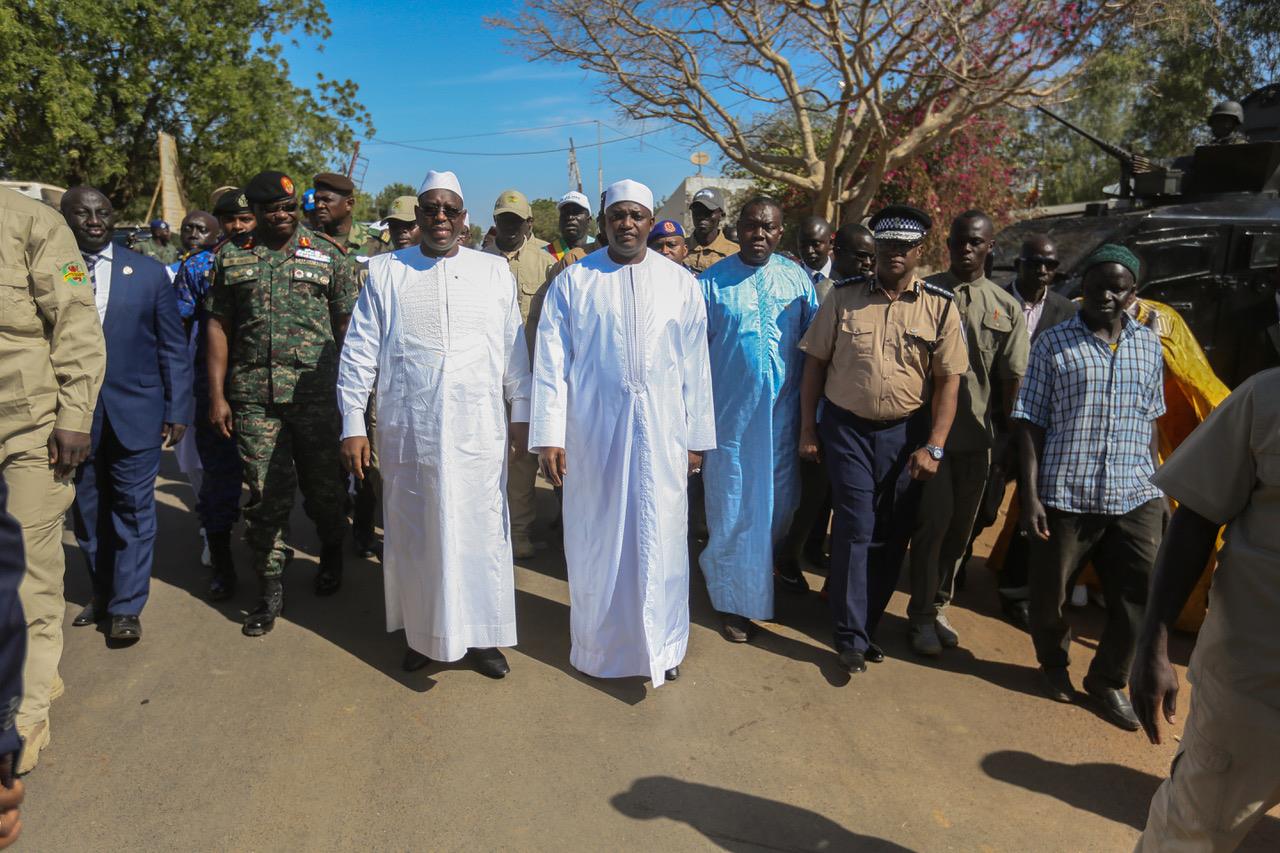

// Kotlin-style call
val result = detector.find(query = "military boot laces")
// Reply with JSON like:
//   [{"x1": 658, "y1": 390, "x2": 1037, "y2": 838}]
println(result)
[
  {"x1": 314, "y1": 543, "x2": 344, "y2": 597},
  {"x1": 206, "y1": 531, "x2": 237, "y2": 602},
  {"x1": 243, "y1": 577, "x2": 284, "y2": 637}
]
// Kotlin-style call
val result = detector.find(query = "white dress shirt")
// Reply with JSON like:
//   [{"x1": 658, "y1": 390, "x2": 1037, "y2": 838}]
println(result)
[
  {"x1": 88, "y1": 242, "x2": 114, "y2": 324},
  {"x1": 803, "y1": 256, "x2": 832, "y2": 282}
]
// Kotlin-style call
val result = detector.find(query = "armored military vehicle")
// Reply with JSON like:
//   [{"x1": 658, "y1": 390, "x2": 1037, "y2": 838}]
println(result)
[{"x1": 993, "y1": 83, "x2": 1280, "y2": 386}]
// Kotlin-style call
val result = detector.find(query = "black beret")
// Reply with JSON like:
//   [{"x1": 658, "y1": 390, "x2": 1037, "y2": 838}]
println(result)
[
  {"x1": 212, "y1": 187, "x2": 251, "y2": 216},
  {"x1": 313, "y1": 172, "x2": 355, "y2": 195},
  {"x1": 244, "y1": 171, "x2": 297, "y2": 205},
  {"x1": 868, "y1": 203, "x2": 932, "y2": 240}
]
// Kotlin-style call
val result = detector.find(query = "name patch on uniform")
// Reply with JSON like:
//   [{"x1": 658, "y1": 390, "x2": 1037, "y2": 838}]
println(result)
[
  {"x1": 60, "y1": 260, "x2": 88, "y2": 285},
  {"x1": 294, "y1": 248, "x2": 331, "y2": 264}
]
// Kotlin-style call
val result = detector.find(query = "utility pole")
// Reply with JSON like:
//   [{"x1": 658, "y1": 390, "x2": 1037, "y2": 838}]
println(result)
[
  {"x1": 568, "y1": 138, "x2": 583, "y2": 193},
  {"x1": 596, "y1": 120, "x2": 603, "y2": 202},
  {"x1": 346, "y1": 141, "x2": 361, "y2": 178}
]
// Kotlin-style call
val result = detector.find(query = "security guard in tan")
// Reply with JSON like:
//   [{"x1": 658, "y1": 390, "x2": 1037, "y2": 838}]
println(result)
[
  {"x1": 685, "y1": 187, "x2": 739, "y2": 274},
  {"x1": 798, "y1": 204, "x2": 966, "y2": 676},
  {"x1": 485, "y1": 189, "x2": 553, "y2": 559},
  {"x1": 0, "y1": 187, "x2": 107, "y2": 773}
]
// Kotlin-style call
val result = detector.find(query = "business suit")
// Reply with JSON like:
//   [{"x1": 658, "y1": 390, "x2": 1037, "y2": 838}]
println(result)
[{"x1": 72, "y1": 245, "x2": 192, "y2": 619}]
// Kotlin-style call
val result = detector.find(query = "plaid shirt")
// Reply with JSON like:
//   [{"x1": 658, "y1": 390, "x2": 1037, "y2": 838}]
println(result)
[{"x1": 1011, "y1": 313, "x2": 1165, "y2": 515}]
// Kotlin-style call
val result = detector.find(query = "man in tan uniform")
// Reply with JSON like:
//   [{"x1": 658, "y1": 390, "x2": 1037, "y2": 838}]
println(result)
[
  {"x1": 0, "y1": 188, "x2": 106, "y2": 773},
  {"x1": 684, "y1": 187, "x2": 739, "y2": 274},
  {"x1": 486, "y1": 189, "x2": 553, "y2": 559},
  {"x1": 1131, "y1": 368, "x2": 1280, "y2": 850}
]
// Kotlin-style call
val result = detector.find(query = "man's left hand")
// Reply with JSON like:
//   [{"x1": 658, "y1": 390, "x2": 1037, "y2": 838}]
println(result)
[
  {"x1": 162, "y1": 423, "x2": 187, "y2": 448},
  {"x1": 509, "y1": 422, "x2": 530, "y2": 462},
  {"x1": 909, "y1": 448, "x2": 939, "y2": 480},
  {"x1": 688, "y1": 451, "x2": 703, "y2": 477}
]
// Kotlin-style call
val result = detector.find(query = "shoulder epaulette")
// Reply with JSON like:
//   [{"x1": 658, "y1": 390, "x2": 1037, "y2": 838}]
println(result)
[
  {"x1": 308, "y1": 230, "x2": 350, "y2": 254},
  {"x1": 831, "y1": 273, "x2": 868, "y2": 289},
  {"x1": 922, "y1": 280, "x2": 955, "y2": 300}
]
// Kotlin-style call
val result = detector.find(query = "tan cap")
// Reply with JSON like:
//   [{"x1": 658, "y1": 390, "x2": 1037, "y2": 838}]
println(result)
[
  {"x1": 383, "y1": 195, "x2": 418, "y2": 223},
  {"x1": 493, "y1": 188, "x2": 532, "y2": 219}
]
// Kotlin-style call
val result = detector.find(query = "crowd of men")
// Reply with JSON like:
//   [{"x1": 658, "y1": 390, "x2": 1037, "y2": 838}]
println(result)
[{"x1": 0, "y1": 152, "x2": 1278, "y2": 849}]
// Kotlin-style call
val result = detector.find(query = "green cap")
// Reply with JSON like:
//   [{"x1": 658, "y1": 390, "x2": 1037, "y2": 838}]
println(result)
[
  {"x1": 383, "y1": 195, "x2": 418, "y2": 224},
  {"x1": 1082, "y1": 243, "x2": 1141, "y2": 281}
]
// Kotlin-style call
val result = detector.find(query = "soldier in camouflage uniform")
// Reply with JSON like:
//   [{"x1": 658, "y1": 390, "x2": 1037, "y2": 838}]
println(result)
[
  {"x1": 204, "y1": 170, "x2": 358, "y2": 637},
  {"x1": 132, "y1": 219, "x2": 181, "y2": 265},
  {"x1": 312, "y1": 172, "x2": 387, "y2": 258}
]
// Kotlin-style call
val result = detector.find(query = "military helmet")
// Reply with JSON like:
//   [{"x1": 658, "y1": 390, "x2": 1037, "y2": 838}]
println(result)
[{"x1": 1210, "y1": 100, "x2": 1245, "y2": 123}]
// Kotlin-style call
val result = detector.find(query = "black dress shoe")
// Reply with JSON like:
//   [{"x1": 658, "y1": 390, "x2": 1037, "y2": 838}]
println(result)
[
  {"x1": 1039, "y1": 666, "x2": 1075, "y2": 703},
  {"x1": 865, "y1": 644, "x2": 885, "y2": 664},
  {"x1": 109, "y1": 615, "x2": 141, "y2": 641},
  {"x1": 664, "y1": 666, "x2": 680, "y2": 682},
  {"x1": 468, "y1": 647, "x2": 510, "y2": 679},
  {"x1": 72, "y1": 602, "x2": 104, "y2": 627},
  {"x1": 1000, "y1": 597, "x2": 1031, "y2": 632},
  {"x1": 402, "y1": 649, "x2": 432, "y2": 672},
  {"x1": 314, "y1": 544, "x2": 343, "y2": 596},
  {"x1": 774, "y1": 565, "x2": 810, "y2": 594},
  {"x1": 838, "y1": 649, "x2": 867, "y2": 674},
  {"x1": 1084, "y1": 676, "x2": 1142, "y2": 731}
]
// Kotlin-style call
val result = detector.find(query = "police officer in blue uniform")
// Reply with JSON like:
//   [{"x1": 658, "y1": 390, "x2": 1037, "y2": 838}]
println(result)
[{"x1": 798, "y1": 205, "x2": 968, "y2": 674}]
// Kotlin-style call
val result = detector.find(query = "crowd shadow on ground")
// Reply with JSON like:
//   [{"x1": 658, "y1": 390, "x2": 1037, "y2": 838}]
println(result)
[
  {"x1": 981, "y1": 750, "x2": 1280, "y2": 849},
  {"x1": 611, "y1": 775, "x2": 912, "y2": 852}
]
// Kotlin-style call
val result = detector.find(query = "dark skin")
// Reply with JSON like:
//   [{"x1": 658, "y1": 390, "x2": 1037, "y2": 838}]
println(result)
[
  {"x1": 150, "y1": 223, "x2": 171, "y2": 246},
  {"x1": 947, "y1": 214, "x2": 994, "y2": 283},
  {"x1": 538, "y1": 201, "x2": 701, "y2": 484},
  {"x1": 737, "y1": 202, "x2": 783, "y2": 267},
  {"x1": 1013, "y1": 234, "x2": 1058, "y2": 305},
  {"x1": 690, "y1": 202, "x2": 723, "y2": 248},
  {"x1": 340, "y1": 189, "x2": 528, "y2": 477},
  {"x1": 493, "y1": 212, "x2": 531, "y2": 253},
  {"x1": 312, "y1": 188, "x2": 355, "y2": 237},
  {"x1": 216, "y1": 211, "x2": 257, "y2": 244},
  {"x1": 61, "y1": 188, "x2": 187, "y2": 462},
  {"x1": 179, "y1": 211, "x2": 219, "y2": 253},
  {"x1": 0, "y1": 757, "x2": 22, "y2": 849},
  {"x1": 1129, "y1": 506, "x2": 1219, "y2": 744},
  {"x1": 1208, "y1": 114, "x2": 1240, "y2": 141},
  {"x1": 799, "y1": 237, "x2": 959, "y2": 480},
  {"x1": 1015, "y1": 263, "x2": 1144, "y2": 540},
  {"x1": 386, "y1": 219, "x2": 420, "y2": 249},
  {"x1": 559, "y1": 203, "x2": 592, "y2": 248},
  {"x1": 796, "y1": 215, "x2": 833, "y2": 272},
  {"x1": 831, "y1": 223, "x2": 875, "y2": 279},
  {"x1": 207, "y1": 195, "x2": 348, "y2": 439},
  {"x1": 648, "y1": 235, "x2": 687, "y2": 264}
]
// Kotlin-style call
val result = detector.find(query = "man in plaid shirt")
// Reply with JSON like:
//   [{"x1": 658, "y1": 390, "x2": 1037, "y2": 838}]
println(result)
[{"x1": 1012, "y1": 244, "x2": 1166, "y2": 731}]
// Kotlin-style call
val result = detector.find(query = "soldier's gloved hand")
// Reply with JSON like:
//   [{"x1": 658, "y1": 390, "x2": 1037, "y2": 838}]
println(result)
[
  {"x1": 162, "y1": 423, "x2": 187, "y2": 448},
  {"x1": 47, "y1": 428, "x2": 91, "y2": 480},
  {"x1": 209, "y1": 397, "x2": 234, "y2": 439},
  {"x1": 342, "y1": 437, "x2": 371, "y2": 481}
]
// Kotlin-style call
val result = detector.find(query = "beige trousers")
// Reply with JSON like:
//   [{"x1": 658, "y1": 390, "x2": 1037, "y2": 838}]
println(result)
[
  {"x1": 1137, "y1": 674, "x2": 1280, "y2": 851},
  {"x1": 507, "y1": 451, "x2": 538, "y2": 541},
  {"x1": 1, "y1": 446, "x2": 74, "y2": 730}
]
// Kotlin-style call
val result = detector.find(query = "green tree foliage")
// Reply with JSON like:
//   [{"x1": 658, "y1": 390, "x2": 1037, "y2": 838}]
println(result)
[
  {"x1": 372, "y1": 182, "x2": 416, "y2": 217},
  {"x1": 352, "y1": 190, "x2": 377, "y2": 222},
  {"x1": 0, "y1": 0, "x2": 372, "y2": 217},
  {"x1": 530, "y1": 198, "x2": 559, "y2": 243}
]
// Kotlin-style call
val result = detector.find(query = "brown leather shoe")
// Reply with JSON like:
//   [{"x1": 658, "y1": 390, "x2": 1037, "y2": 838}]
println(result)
[{"x1": 719, "y1": 612, "x2": 752, "y2": 643}]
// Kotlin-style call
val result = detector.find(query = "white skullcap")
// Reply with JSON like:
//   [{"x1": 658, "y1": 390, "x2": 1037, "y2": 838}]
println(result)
[
  {"x1": 603, "y1": 179, "x2": 653, "y2": 214},
  {"x1": 418, "y1": 170, "x2": 464, "y2": 204},
  {"x1": 558, "y1": 190, "x2": 591, "y2": 210}
]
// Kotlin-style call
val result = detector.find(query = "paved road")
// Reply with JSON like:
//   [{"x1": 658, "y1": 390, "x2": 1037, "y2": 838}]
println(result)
[{"x1": 22, "y1": 455, "x2": 1280, "y2": 850}]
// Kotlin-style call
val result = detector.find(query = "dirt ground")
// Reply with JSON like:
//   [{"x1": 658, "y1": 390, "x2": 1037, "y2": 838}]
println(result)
[{"x1": 21, "y1": 456, "x2": 1280, "y2": 850}]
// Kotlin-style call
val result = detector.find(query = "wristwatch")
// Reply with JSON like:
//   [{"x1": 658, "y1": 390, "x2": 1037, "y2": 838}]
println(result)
[{"x1": 924, "y1": 444, "x2": 945, "y2": 461}]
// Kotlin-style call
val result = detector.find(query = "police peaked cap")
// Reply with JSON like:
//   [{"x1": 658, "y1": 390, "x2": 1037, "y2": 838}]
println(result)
[
  {"x1": 868, "y1": 204, "x2": 932, "y2": 241},
  {"x1": 244, "y1": 171, "x2": 297, "y2": 205}
]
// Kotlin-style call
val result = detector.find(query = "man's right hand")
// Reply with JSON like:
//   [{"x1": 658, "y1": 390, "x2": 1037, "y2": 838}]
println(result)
[
  {"x1": 209, "y1": 396, "x2": 234, "y2": 439},
  {"x1": 1020, "y1": 494, "x2": 1051, "y2": 540},
  {"x1": 0, "y1": 757, "x2": 24, "y2": 850},
  {"x1": 341, "y1": 437, "x2": 371, "y2": 480},
  {"x1": 1130, "y1": 639, "x2": 1180, "y2": 745},
  {"x1": 798, "y1": 427, "x2": 821, "y2": 463},
  {"x1": 538, "y1": 447, "x2": 567, "y2": 487},
  {"x1": 47, "y1": 428, "x2": 91, "y2": 480}
]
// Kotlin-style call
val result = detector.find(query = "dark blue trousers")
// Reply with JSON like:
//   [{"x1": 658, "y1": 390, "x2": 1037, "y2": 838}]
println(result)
[
  {"x1": 73, "y1": 414, "x2": 162, "y2": 616},
  {"x1": 193, "y1": 388, "x2": 242, "y2": 535},
  {"x1": 821, "y1": 402, "x2": 928, "y2": 653}
]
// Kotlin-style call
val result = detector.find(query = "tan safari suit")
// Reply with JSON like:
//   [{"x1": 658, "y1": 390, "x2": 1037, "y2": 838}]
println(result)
[
  {"x1": 684, "y1": 230, "x2": 738, "y2": 275},
  {"x1": 487, "y1": 236, "x2": 553, "y2": 545},
  {"x1": 0, "y1": 189, "x2": 106, "y2": 742}
]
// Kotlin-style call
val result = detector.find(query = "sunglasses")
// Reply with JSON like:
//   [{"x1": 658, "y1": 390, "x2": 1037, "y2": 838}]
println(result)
[
  {"x1": 260, "y1": 201, "x2": 298, "y2": 214},
  {"x1": 419, "y1": 204, "x2": 465, "y2": 221}
]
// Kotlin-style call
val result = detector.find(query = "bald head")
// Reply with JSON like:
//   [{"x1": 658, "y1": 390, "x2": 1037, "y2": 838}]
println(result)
[
  {"x1": 797, "y1": 215, "x2": 834, "y2": 272},
  {"x1": 180, "y1": 210, "x2": 220, "y2": 252},
  {"x1": 832, "y1": 222, "x2": 875, "y2": 278},
  {"x1": 1014, "y1": 232, "x2": 1060, "y2": 301},
  {"x1": 61, "y1": 186, "x2": 115, "y2": 253}
]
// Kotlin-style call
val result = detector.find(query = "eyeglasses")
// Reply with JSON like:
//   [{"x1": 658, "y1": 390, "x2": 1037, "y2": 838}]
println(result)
[
  {"x1": 260, "y1": 201, "x2": 298, "y2": 214},
  {"x1": 1021, "y1": 256, "x2": 1060, "y2": 270},
  {"x1": 419, "y1": 204, "x2": 465, "y2": 221}
]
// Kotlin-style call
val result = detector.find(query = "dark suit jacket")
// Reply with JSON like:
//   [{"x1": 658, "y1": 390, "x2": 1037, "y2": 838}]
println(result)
[
  {"x1": 1033, "y1": 289, "x2": 1078, "y2": 340},
  {"x1": 93, "y1": 246, "x2": 193, "y2": 451}
]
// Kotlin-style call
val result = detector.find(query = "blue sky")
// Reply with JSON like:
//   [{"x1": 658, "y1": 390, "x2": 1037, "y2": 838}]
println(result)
[{"x1": 282, "y1": 1, "x2": 715, "y2": 226}]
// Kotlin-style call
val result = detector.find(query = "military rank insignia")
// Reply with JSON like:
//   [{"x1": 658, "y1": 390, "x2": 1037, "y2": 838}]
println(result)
[{"x1": 60, "y1": 260, "x2": 88, "y2": 285}]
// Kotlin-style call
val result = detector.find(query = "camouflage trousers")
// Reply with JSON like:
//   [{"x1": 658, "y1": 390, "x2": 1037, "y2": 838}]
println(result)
[{"x1": 233, "y1": 401, "x2": 348, "y2": 577}]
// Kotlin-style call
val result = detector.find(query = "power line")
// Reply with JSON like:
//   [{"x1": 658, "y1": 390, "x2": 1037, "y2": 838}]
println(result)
[
  {"x1": 366, "y1": 125, "x2": 673, "y2": 157},
  {"x1": 375, "y1": 119, "x2": 601, "y2": 145}
]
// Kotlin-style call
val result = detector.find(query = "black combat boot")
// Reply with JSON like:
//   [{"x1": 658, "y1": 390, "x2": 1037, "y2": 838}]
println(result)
[
  {"x1": 243, "y1": 576, "x2": 284, "y2": 636},
  {"x1": 206, "y1": 531, "x2": 237, "y2": 601},
  {"x1": 314, "y1": 543, "x2": 343, "y2": 596}
]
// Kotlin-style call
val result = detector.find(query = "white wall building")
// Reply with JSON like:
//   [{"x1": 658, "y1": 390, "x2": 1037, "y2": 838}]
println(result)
[{"x1": 653, "y1": 176, "x2": 756, "y2": 230}]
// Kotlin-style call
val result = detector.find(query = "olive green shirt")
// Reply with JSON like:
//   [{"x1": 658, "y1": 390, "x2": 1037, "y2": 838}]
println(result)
[
  {"x1": 685, "y1": 230, "x2": 739, "y2": 274},
  {"x1": 925, "y1": 272, "x2": 1029, "y2": 451},
  {"x1": 487, "y1": 236, "x2": 554, "y2": 358},
  {"x1": 0, "y1": 188, "x2": 106, "y2": 455},
  {"x1": 206, "y1": 227, "x2": 359, "y2": 405}
]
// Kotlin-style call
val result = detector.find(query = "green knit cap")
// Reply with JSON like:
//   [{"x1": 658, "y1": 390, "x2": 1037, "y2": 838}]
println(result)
[{"x1": 1082, "y1": 243, "x2": 1141, "y2": 281}]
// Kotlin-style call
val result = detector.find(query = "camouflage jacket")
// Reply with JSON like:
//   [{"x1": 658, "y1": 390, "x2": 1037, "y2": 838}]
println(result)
[{"x1": 205, "y1": 226, "x2": 358, "y2": 405}]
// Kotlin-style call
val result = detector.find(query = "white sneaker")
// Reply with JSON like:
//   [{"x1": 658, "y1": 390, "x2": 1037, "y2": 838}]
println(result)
[{"x1": 1070, "y1": 584, "x2": 1088, "y2": 608}]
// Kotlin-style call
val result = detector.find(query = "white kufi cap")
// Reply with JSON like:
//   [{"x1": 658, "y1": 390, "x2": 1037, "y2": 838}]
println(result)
[
  {"x1": 558, "y1": 190, "x2": 592, "y2": 211},
  {"x1": 603, "y1": 179, "x2": 653, "y2": 214},
  {"x1": 418, "y1": 170, "x2": 464, "y2": 204}
]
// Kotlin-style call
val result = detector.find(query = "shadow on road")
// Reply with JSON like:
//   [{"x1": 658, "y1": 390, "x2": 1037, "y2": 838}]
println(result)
[
  {"x1": 611, "y1": 776, "x2": 911, "y2": 852},
  {"x1": 981, "y1": 750, "x2": 1280, "y2": 846}
]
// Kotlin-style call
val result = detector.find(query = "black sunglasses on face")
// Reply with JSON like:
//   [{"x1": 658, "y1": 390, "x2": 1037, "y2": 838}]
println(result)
[{"x1": 420, "y1": 204, "x2": 465, "y2": 220}]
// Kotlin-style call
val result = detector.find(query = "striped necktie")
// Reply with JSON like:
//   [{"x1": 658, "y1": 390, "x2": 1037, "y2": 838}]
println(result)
[{"x1": 82, "y1": 252, "x2": 101, "y2": 292}]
